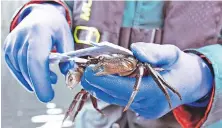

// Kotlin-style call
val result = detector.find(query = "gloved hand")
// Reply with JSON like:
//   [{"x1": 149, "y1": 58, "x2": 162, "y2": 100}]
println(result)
[
  {"x1": 3, "y1": 3, "x2": 74, "y2": 102},
  {"x1": 81, "y1": 42, "x2": 213, "y2": 119}
]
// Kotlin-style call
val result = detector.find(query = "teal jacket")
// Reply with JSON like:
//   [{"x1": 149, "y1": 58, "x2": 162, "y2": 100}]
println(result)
[{"x1": 196, "y1": 44, "x2": 222, "y2": 127}]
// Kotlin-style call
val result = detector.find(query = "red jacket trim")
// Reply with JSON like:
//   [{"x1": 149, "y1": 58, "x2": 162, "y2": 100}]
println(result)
[
  {"x1": 10, "y1": 0, "x2": 71, "y2": 32},
  {"x1": 173, "y1": 83, "x2": 215, "y2": 128}
]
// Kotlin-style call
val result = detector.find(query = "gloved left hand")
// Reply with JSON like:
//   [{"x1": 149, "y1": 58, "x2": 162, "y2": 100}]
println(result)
[
  {"x1": 3, "y1": 3, "x2": 74, "y2": 102},
  {"x1": 81, "y1": 42, "x2": 213, "y2": 119}
]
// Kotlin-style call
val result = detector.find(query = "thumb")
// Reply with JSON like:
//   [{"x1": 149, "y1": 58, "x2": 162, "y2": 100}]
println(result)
[{"x1": 130, "y1": 42, "x2": 180, "y2": 68}]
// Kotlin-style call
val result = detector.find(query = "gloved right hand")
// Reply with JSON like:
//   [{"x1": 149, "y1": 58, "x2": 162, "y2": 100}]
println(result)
[
  {"x1": 3, "y1": 3, "x2": 74, "y2": 102},
  {"x1": 81, "y1": 43, "x2": 213, "y2": 119}
]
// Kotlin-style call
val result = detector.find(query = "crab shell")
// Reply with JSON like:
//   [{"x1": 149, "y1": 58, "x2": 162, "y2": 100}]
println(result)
[{"x1": 92, "y1": 54, "x2": 139, "y2": 76}]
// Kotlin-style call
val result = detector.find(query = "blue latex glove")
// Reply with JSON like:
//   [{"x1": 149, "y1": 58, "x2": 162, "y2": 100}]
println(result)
[
  {"x1": 81, "y1": 42, "x2": 213, "y2": 119},
  {"x1": 3, "y1": 4, "x2": 74, "y2": 102}
]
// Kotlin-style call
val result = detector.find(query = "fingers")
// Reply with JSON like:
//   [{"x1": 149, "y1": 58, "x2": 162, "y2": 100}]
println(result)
[
  {"x1": 4, "y1": 55, "x2": 33, "y2": 91},
  {"x1": 3, "y1": 32, "x2": 21, "y2": 71},
  {"x1": 59, "y1": 62, "x2": 74, "y2": 75},
  {"x1": 27, "y1": 28, "x2": 55, "y2": 102},
  {"x1": 4, "y1": 30, "x2": 33, "y2": 92},
  {"x1": 81, "y1": 73, "x2": 141, "y2": 109},
  {"x1": 17, "y1": 39, "x2": 34, "y2": 89},
  {"x1": 4, "y1": 25, "x2": 58, "y2": 101},
  {"x1": 50, "y1": 71, "x2": 57, "y2": 84},
  {"x1": 130, "y1": 42, "x2": 180, "y2": 68},
  {"x1": 82, "y1": 65, "x2": 137, "y2": 100},
  {"x1": 81, "y1": 65, "x2": 182, "y2": 103},
  {"x1": 81, "y1": 65, "x2": 161, "y2": 102},
  {"x1": 23, "y1": 12, "x2": 73, "y2": 102}
]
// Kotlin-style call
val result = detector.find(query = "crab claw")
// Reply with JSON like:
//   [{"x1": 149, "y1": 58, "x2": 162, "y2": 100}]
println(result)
[{"x1": 65, "y1": 67, "x2": 84, "y2": 89}]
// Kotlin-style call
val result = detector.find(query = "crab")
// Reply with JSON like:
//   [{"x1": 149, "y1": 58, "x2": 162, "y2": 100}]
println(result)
[{"x1": 62, "y1": 54, "x2": 182, "y2": 123}]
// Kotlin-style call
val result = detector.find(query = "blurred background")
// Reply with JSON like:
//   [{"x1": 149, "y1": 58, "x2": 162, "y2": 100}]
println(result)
[{"x1": 1, "y1": 1, "x2": 80, "y2": 128}]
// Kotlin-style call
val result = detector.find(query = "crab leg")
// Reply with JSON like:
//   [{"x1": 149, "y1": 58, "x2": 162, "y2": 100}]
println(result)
[
  {"x1": 145, "y1": 63, "x2": 173, "y2": 108},
  {"x1": 62, "y1": 89, "x2": 84, "y2": 124},
  {"x1": 90, "y1": 95, "x2": 105, "y2": 115},
  {"x1": 71, "y1": 91, "x2": 88, "y2": 122},
  {"x1": 157, "y1": 75, "x2": 182, "y2": 100},
  {"x1": 123, "y1": 63, "x2": 144, "y2": 112}
]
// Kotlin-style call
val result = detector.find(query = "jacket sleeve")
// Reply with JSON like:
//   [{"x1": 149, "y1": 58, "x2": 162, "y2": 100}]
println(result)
[{"x1": 172, "y1": 44, "x2": 222, "y2": 128}]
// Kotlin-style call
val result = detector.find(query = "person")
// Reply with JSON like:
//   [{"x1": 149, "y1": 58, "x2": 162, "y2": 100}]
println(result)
[{"x1": 3, "y1": 1, "x2": 222, "y2": 128}]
